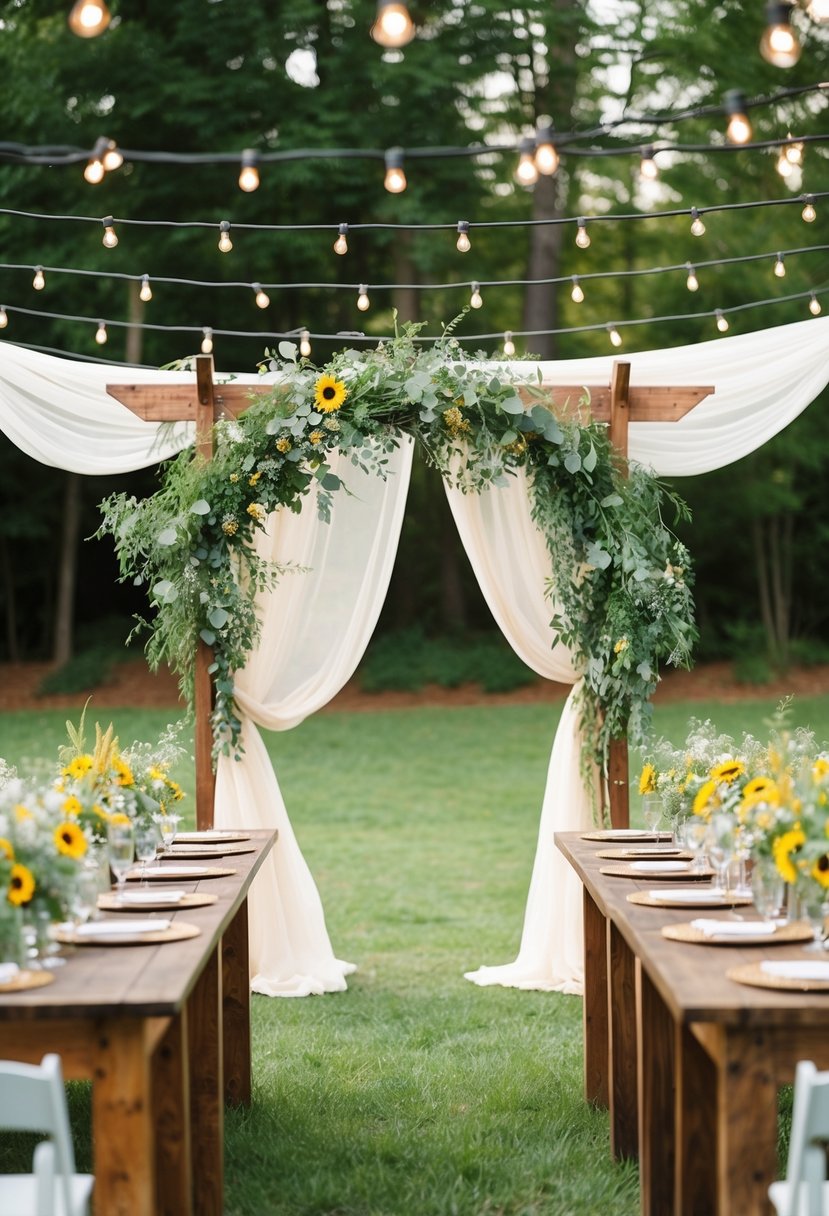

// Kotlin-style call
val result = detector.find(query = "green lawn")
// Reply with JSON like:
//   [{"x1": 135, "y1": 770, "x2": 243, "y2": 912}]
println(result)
[{"x1": 2, "y1": 693, "x2": 826, "y2": 1214}]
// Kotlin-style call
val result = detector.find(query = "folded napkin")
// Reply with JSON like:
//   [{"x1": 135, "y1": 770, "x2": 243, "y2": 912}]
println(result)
[
  {"x1": 761, "y1": 960, "x2": 829, "y2": 981},
  {"x1": 0, "y1": 962, "x2": 20, "y2": 983},
  {"x1": 77, "y1": 918, "x2": 171, "y2": 937},
  {"x1": 632, "y1": 860, "x2": 688, "y2": 872},
  {"x1": 691, "y1": 918, "x2": 776, "y2": 938},
  {"x1": 139, "y1": 865, "x2": 205, "y2": 876},
  {"x1": 649, "y1": 889, "x2": 718, "y2": 903},
  {"x1": 119, "y1": 890, "x2": 186, "y2": 905}
]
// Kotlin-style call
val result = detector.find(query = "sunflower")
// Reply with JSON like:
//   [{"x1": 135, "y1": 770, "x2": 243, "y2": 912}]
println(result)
[
  {"x1": 710, "y1": 759, "x2": 744, "y2": 784},
  {"x1": 772, "y1": 828, "x2": 806, "y2": 885},
  {"x1": 0, "y1": 837, "x2": 13, "y2": 861},
  {"x1": 63, "y1": 754, "x2": 93, "y2": 780},
  {"x1": 638, "y1": 764, "x2": 657, "y2": 796},
  {"x1": 811, "y1": 855, "x2": 829, "y2": 889},
  {"x1": 314, "y1": 374, "x2": 347, "y2": 414},
  {"x1": 741, "y1": 776, "x2": 779, "y2": 805},
  {"x1": 62, "y1": 794, "x2": 82, "y2": 818},
  {"x1": 8, "y1": 863, "x2": 35, "y2": 906},
  {"x1": 54, "y1": 821, "x2": 88, "y2": 860},
  {"x1": 813, "y1": 757, "x2": 829, "y2": 781},
  {"x1": 113, "y1": 756, "x2": 135, "y2": 787},
  {"x1": 692, "y1": 779, "x2": 718, "y2": 819},
  {"x1": 108, "y1": 812, "x2": 131, "y2": 827}
]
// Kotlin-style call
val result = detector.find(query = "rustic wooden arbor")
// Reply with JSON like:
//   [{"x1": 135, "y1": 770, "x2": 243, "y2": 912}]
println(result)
[{"x1": 108, "y1": 356, "x2": 712, "y2": 831}]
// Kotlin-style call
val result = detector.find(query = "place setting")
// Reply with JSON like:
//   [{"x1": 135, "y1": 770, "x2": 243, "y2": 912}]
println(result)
[
  {"x1": 600, "y1": 858, "x2": 712, "y2": 880},
  {"x1": 53, "y1": 917, "x2": 201, "y2": 948}
]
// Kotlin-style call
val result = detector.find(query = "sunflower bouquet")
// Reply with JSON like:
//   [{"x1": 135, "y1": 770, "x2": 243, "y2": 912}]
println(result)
[{"x1": 0, "y1": 777, "x2": 88, "y2": 924}]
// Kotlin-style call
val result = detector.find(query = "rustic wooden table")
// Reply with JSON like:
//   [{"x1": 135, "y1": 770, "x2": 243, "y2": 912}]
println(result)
[
  {"x1": 0, "y1": 828, "x2": 277, "y2": 1216},
  {"x1": 556, "y1": 831, "x2": 829, "y2": 1216}
]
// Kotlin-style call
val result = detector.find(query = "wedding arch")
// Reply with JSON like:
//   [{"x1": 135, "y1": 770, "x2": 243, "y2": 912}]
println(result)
[{"x1": 1, "y1": 315, "x2": 828, "y2": 997}]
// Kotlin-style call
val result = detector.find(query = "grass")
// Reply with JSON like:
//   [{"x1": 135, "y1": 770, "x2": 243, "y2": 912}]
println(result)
[{"x1": 1, "y1": 692, "x2": 827, "y2": 1213}]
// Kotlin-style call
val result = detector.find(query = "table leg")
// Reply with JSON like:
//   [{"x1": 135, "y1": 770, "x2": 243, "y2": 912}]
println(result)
[
  {"x1": 608, "y1": 921, "x2": 638, "y2": 1160},
  {"x1": 152, "y1": 1009, "x2": 192, "y2": 1216},
  {"x1": 715, "y1": 1029, "x2": 778, "y2": 1216},
  {"x1": 637, "y1": 967, "x2": 674, "y2": 1214},
  {"x1": 675, "y1": 1022, "x2": 718, "y2": 1216},
  {"x1": 583, "y1": 886, "x2": 609, "y2": 1108},
  {"x1": 91, "y1": 1019, "x2": 155, "y2": 1216},
  {"x1": 222, "y1": 899, "x2": 251, "y2": 1106},
  {"x1": 188, "y1": 945, "x2": 224, "y2": 1215}
]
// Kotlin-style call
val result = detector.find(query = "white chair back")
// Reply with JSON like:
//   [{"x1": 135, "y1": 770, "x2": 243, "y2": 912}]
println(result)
[{"x1": 770, "y1": 1059, "x2": 829, "y2": 1216}]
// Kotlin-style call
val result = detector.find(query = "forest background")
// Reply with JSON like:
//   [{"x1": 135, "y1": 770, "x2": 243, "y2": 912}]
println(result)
[{"x1": 0, "y1": 0, "x2": 827, "y2": 694}]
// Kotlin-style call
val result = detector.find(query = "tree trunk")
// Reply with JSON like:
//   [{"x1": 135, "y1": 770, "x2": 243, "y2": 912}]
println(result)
[
  {"x1": 391, "y1": 229, "x2": 420, "y2": 326},
  {"x1": 439, "y1": 506, "x2": 467, "y2": 630},
  {"x1": 125, "y1": 278, "x2": 144, "y2": 365},
  {"x1": 52, "y1": 472, "x2": 81, "y2": 665},
  {"x1": 752, "y1": 514, "x2": 794, "y2": 670}
]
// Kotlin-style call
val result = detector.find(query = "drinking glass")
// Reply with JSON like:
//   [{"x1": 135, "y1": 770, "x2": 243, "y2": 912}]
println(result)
[
  {"x1": 706, "y1": 813, "x2": 736, "y2": 894},
  {"x1": 35, "y1": 907, "x2": 66, "y2": 969},
  {"x1": 71, "y1": 867, "x2": 102, "y2": 928},
  {"x1": 750, "y1": 856, "x2": 784, "y2": 922},
  {"x1": 642, "y1": 794, "x2": 663, "y2": 843},
  {"x1": 107, "y1": 819, "x2": 135, "y2": 903},
  {"x1": 800, "y1": 887, "x2": 829, "y2": 953},
  {"x1": 154, "y1": 811, "x2": 180, "y2": 856},
  {"x1": 134, "y1": 823, "x2": 159, "y2": 884},
  {"x1": 676, "y1": 816, "x2": 710, "y2": 874}
]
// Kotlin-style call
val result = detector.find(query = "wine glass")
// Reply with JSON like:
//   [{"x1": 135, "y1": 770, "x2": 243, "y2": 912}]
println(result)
[
  {"x1": 71, "y1": 867, "x2": 102, "y2": 928},
  {"x1": 676, "y1": 816, "x2": 710, "y2": 874},
  {"x1": 800, "y1": 887, "x2": 829, "y2": 953},
  {"x1": 34, "y1": 908, "x2": 66, "y2": 969},
  {"x1": 134, "y1": 823, "x2": 159, "y2": 884},
  {"x1": 107, "y1": 819, "x2": 135, "y2": 904},
  {"x1": 750, "y1": 856, "x2": 784, "y2": 923},
  {"x1": 642, "y1": 794, "x2": 663, "y2": 844},
  {"x1": 153, "y1": 811, "x2": 180, "y2": 856},
  {"x1": 706, "y1": 813, "x2": 736, "y2": 895}
]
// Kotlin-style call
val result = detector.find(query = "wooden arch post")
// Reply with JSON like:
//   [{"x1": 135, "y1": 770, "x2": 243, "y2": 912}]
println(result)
[{"x1": 109, "y1": 359, "x2": 712, "y2": 831}]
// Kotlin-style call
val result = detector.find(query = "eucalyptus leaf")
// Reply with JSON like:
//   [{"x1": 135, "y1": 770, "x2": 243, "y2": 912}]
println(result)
[
  {"x1": 200, "y1": 629, "x2": 216, "y2": 646},
  {"x1": 278, "y1": 341, "x2": 298, "y2": 361},
  {"x1": 156, "y1": 527, "x2": 178, "y2": 546},
  {"x1": 564, "y1": 451, "x2": 582, "y2": 474},
  {"x1": 190, "y1": 499, "x2": 211, "y2": 515},
  {"x1": 208, "y1": 607, "x2": 229, "y2": 629},
  {"x1": 583, "y1": 444, "x2": 597, "y2": 473}
]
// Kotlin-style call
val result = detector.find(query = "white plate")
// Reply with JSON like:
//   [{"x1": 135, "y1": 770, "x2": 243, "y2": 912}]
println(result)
[
  {"x1": 0, "y1": 962, "x2": 20, "y2": 983},
  {"x1": 118, "y1": 890, "x2": 186, "y2": 906},
  {"x1": 175, "y1": 831, "x2": 247, "y2": 842},
  {"x1": 649, "y1": 888, "x2": 722, "y2": 903},
  {"x1": 631, "y1": 860, "x2": 689, "y2": 873},
  {"x1": 691, "y1": 918, "x2": 776, "y2": 938},
  {"x1": 77, "y1": 918, "x2": 171, "y2": 937},
  {"x1": 760, "y1": 960, "x2": 829, "y2": 982}
]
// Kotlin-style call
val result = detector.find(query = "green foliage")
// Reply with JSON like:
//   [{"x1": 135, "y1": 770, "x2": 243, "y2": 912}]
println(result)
[
  {"x1": 36, "y1": 645, "x2": 115, "y2": 695},
  {"x1": 357, "y1": 627, "x2": 538, "y2": 694}
]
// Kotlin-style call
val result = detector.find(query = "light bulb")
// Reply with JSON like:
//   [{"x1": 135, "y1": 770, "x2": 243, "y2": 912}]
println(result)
[
  {"x1": 608, "y1": 325, "x2": 622, "y2": 348},
  {"x1": 776, "y1": 149, "x2": 794, "y2": 178},
  {"x1": 759, "y1": 3, "x2": 801, "y2": 67},
  {"x1": 357, "y1": 285, "x2": 370, "y2": 311},
  {"x1": 809, "y1": 293, "x2": 822, "y2": 316},
  {"x1": 300, "y1": 329, "x2": 312, "y2": 358},
  {"x1": 201, "y1": 328, "x2": 213, "y2": 355},
  {"x1": 383, "y1": 147, "x2": 407, "y2": 194},
  {"x1": 32, "y1": 267, "x2": 45, "y2": 291},
  {"x1": 370, "y1": 1, "x2": 415, "y2": 47},
  {"x1": 784, "y1": 139, "x2": 804, "y2": 165},
  {"x1": 102, "y1": 217, "x2": 118, "y2": 248},
  {"x1": 802, "y1": 196, "x2": 817, "y2": 222},
  {"x1": 102, "y1": 141, "x2": 123, "y2": 171},
  {"x1": 690, "y1": 207, "x2": 706, "y2": 237},
  {"x1": 774, "y1": 253, "x2": 786, "y2": 278},
  {"x1": 686, "y1": 265, "x2": 699, "y2": 292},
  {"x1": 139, "y1": 275, "x2": 152, "y2": 303},
  {"x1": 534, "y1": 128, "x2": 559, "y2": 176},
  {"x1": 570, "y1": 277, "x2": 584, "y2": 304},
  {"x1": 238, "y1": 149, "x2": 260, "y2": 193},
  {"x1": 253, "y1": 284, "x2": 270, "y2": 309},
  {"x1": 456, "y1": 221, "x2": 471, "y2": 253},
  {"x1": 503, "y1": 331, "x2": 515, "y2": 357},
  {"x1": 807, "y1": 0, "x2": 829, "y2": 20},
  {"x1": 95, "y1": 321, "x2": 107, "y2": 345},
  {"x1": 639, "y1": 146, "x2": 658, "y2": 180},
  {"x1": 724, "y1": 91, "x2": 752, "y2": 144},
  {"x1": 68, "y1": 0, "x2": 111, "y2": 37},
  {"x1": 470, "y1": 282, "x2": 483, "y2": 309},
  {"x1": 716, "y1": 310, "x2": 729, "y2": 333},
  {"x1": 84, "y1": 156, "x2": 105, "y2": 185},
  {"x1": 218, "y1": 221, "x2": 233, "y2": 253},
  {"x1": 333, "y1": 223, "x2": 349, "y2": 255},
  {"x1": 0, "y1": 307, "x2": 8, "y2": 329},
  {"x1": 515, "y1": 139, "x2": 539, "y2": 186},
  {"x1": 575, "y1": 219, "x2": 591, "y2": 249}
]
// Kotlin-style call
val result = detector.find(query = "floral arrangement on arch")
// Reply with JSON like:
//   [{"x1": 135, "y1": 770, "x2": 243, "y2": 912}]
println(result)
[{"x1": 98, "y1": 321, "x2": 697, "y2": 788}]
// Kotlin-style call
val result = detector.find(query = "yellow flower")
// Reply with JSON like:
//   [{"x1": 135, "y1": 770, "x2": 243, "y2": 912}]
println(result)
[
  {"x1": 710, "y1": 759, "x2": 744, "y2": 784},
  {"x1": 638, "y1": 764, "x2": 657, "y2": 795},
  {"x1": 149, "y1": 766, "x2": 165, "y2": 782},
  {"x1": 276, "y1": 436, "x2": 292, "y2": 453},
  {"x1": 222, "y1": 518, "x2": 239, "y2": 536},
  {"x1": 741, "y1": 776, "x2": 779, "y2": 805},
  {"x1": 0, "y1": 837, "x2": 13, "y2": 861},
  {"x1": 62, "y1": 795, "x2": 82, "y2": 818},
  {"x1": 93, "y1": 804, "x2": 110, "y2": 821},
  {"x1": 229, "y1": 472, "x2": 239, "y2": 483},
  {"x1": 54, "y1": 821, "x2": 88, "y2": 859},
  {"x1": 614, "y1": 638, "x2": 629, "y2": 655},
  {"x1": 314, "y1": 374, "x2": 347, "y2": 413},
  {"x1": 309, "y1": 429, "x2": 325, "y2": 446},
  {"x1": 248, "y1": 471, "x2": 261, "y2": 486},
  {"x1": 811, "y1": 855, "x2": 829, "y2": 889},
  {"x1": 8, "y1": 863, "x2": 35, "y2": 906},
  {"x1": 693, "y1": 779, "x2": 718, "y2": 818},
  {"x1": 108, "y1": 812, "x2": 131, "y2": 827},
  {"x1": 63, "y1": 754, "x2": 93, "y2": 780},
  {"x1": 772, "y1": 828, "x2": 806, "y2": 885},
  {"x1": 113, "y1": 757, "x2": 134, "y2": 787},
  {"x1": 13, "y1": 803, "x2": 31, "y2": 822},
  {"x1": 247, "y1": 502, "x2": 265, "y2": 522},
  {"x1": 442, "y1": 406, "x2": 471, "y2": 436},
  {"x1": 813, "y1": 757, "x2": 829, "y2": 781}
]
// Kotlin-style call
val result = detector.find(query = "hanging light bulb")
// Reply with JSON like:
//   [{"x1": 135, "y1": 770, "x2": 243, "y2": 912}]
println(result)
[
  {"x1": 690, "y1": 207, "x2": 706, "y2": 236},
  {"x1": 715, "y1": 310, "x2": 730, "y2": 333},
  {"x1": 502, "y1": 331, "x2": 515, "y2": 357},
  {"x1": 83, "y1": 137, "x2": 108, "y2": 184},
  {"x1": 383, "y1": 147, "x2": 407, "y2": 194},
  {"x1": 534, "y1": 126, "x2": 559, "y2": 176},
  {"x1": 0, "y1": 306, "x2": 8, "y2": 329},
  {"x1": 95, "y1": 320, "x2": 108, "y2": 345},
  {"x1": 102, "y1": 216, "x2": 118, "y2": 248},
  {"x1": 300, "y1": 329, "x2": 312, "y2": 358},
  {"x1": 575, "y1": 218, "x2": 591, "y2": 249},
  {"x1": 774, "y1": 252, "x2": 786, "y2": 278},
  {"x1": 607, "y1": 325, "x2": 623, "y2": 348},
  {"x1": 68, "y1": 0, "x2": 111, "y2": 37},
  {"x1": 514, "y1": 137, "x2": 539, "y2": 187},
  {"x1": 776, "y1": 148, "x2": 794, "y2": 178},
  {"x1": 639, "y1": 146, "x2": 658, "y2": 180},
  {"x1": 32, "y1": 267, "x2": 45, "y2": 291},
  {"x1": 200, "y1": 327, "x2": 214, "y2": 355},
  {"x1": 724, "y1": 91, "x2": 752, "y2": 144},
  {"x1": 238, "y1": 149, "x2": 260, "y2": 193},
  {"x1": 802, "y1": 195, "x2": 817, "y2": 222},
  {"x1": 139, "y1": 274, "x2": 152, "y2": 303},
  {"x1": 357, "y1": 284, "x2": 370, "y2": 311},
  {"x1": 469, "y1": 282, "x2": 483, "y2": 309},
  {"x1": 102, "y1": 140, "x2": 123, "y2": 172},
  {"x1": 333, "y1": 223, "x2": 349, "y2": 255},
  {"x1": 759, "y1": 2, "x2": 801, "y2": 67},
  {"x1": 218, "y1": 221, "x2": 233, "y2": 253},
  {"x1": 570, "y1": 276, "x2": 584, "y2": 304},
  {"x1": 456, "y1": 221, "x2": 471, "y2": 253},
  {"x1": 784, "y1": 137, "x2": 804, "y2": 165},
  {"x1": 686, "y1": 264, "x2": 699, "y2": 292},
  {"x1": 252, "y1": 284, "x2": 270, "y2": 309},
  {"x1": 370, "y1": 1, "x2": 415, "y2": 47},
  {"x1": 807, "y1": 0, "x2": 829, "y2": 20},
  {"x1": 809, "y1": 292, "x2": 822, "y2": 316}
]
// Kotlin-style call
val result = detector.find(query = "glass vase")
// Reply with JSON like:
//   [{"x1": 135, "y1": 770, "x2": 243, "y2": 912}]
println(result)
[{"x1": 0, "y1": 905, "x2": 26, "y2": 968}]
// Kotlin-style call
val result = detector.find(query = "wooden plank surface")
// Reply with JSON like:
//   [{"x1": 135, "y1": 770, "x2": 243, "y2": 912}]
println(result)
[
  {"x1": 92, "y1": 1018, "x2": 156, "y2": 1215},
  {"x1": 188, "y1": 946, "x2": 224, "y2": 1215},
  {"x1": 608, "y1": 921, "x2": 638, "y2": 1160},
  {"x1": 152, "y1": 1011, "x2": 192, "y2": 1216},
  {"x1": 638, "y1": 966, "x2": 675, "y2": 1212},
  {"x1": 221, "y1": 900, "x2": 251, "y2": 1106},
  {"x1": 583, "y1": 886, "x2": 609, "y2": 1108}
]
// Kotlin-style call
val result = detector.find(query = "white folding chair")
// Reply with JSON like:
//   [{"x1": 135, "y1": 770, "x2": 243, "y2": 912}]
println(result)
[
  {"x1": 0, "y1": 1053, "x2": 94, "y2": 1216},
  {"x1": 770, "y1": 1059, "x2": 829, "y2": 1216}
]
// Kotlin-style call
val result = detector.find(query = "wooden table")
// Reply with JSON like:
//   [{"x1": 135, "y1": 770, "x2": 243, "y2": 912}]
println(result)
[
  {"x1": 556, "y1": 831, "x2": 829, "y2": 1216},
  {"x1": 0, "y1": 829, "x2": 276, "y2": 1216}
]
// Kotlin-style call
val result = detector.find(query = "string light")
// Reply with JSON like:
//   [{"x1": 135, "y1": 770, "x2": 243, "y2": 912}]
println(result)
[
  {"x1": 515, "y1": 138, "x2": 539, "y2": 187},
  {"x1": 384, "y1": 147, "x2": 407, "y2": 194},
  {"x1": 68, "y1": 0, "x2": 111, "y2": 38},
  {"x1": 252, "y1": 284, "x2": 270, "y2": 309},
  {"x1": 759, "y1": 2, "x2": 801, "y2": 67},
  {"x1": 357, "y1": 284, "x2": 370, "y2": 311},
  {"x1": 774, "y1": 252, "x2": 786, "y2": 277},
  {"x1": 639, "y1": 146, "x2": 658, "y2": 180},
  {"x1": 570, "y1": 276, "x2": 585, "y2": 304},
  {"x1": 102, "y1": 141, "x2": 123, "y2": 172},
  {"x1": 807, "y1": 0, "x2": 829, "y2": 20},
  {"x1": 470, "y1": 282, "x2": 483, "y2": 309},
  {"x1": 101, "y1": 217, "x2": 118, "y2": 248},
  {"x1": 534, "y1": 126, "x2": 559, "y2": 176},
  {"x1": 809, "y1": 292, "x2": 822, "y2": 315},
  {"x1": 686, "y1": 264, "x2": 699, "y2": 292},
  {"x1": 0, "y1": 307, "x2": 8, "y2": 329},
  {"x1": 370, "y1": 1, "x2": 415, "y2": 48},
  {"x1": 456, "y1": 221, "x2": 471, "y2": 253},
  {"x1": 724, "y1": 91, "x2": 752, "y2": 145},
  {"x1": 83, "y1": 138, "x2": 108, "y2": 185},
  {"x1": 575, "y1": 218, "x2": 591, "y2": 249},
  {"x1": 333, "y1": 223, "x2": 349, "y2": 255},
  {"x1": 139, "y1": 274, "x2": 152, "y2": 303},
  {"x1": 802, "y1": 195, "x2": 817, "y2": 222},
  {"x1": 94, "y1": 320, "x2": 107, "y2": 345},
  {"x1": 32, "y1": 267, "x2": 45, "y2": 291},
  {"x1": 784, "y1": 137, "x2": 804, "y2": 166},
  {"x1": 300, "y1": 329, "x2": 312, "y2": 357},
  {"x1": 776, "y1": 148, "x2": 795, "y2": 178},
  {"x1": 690, "y1": 207, "x2": 706, "y2": 236},
  {"x1": 218, "y1": 221, "x2": 233, "y2": 253},
  {"x1": 238, "y1": 149, "x2": 260, "y2": 193},
  {"x1": 715, "y1": 310, "x2": 730, "y2": 332},
  {"x1": 503, "y1": 331, "x2": 515, "y2": 356},
  {"x1": 607, "y1": 324, "x2": 622, "y2": 348},
  {"x1": 200, "y1": 327, "x2": 214, "y2": 354}
]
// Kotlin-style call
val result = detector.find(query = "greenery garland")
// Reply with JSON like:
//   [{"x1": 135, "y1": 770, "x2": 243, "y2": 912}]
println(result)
[{"x1": 98, "y1": 322, "x2": 697, "y2": 784}]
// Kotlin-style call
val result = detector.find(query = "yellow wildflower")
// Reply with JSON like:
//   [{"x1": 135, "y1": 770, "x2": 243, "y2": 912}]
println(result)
[
  {"x1": 614, "y1": 638, "x2": 629, "y2": 655},
  {"x1": 248, "y1": 471, "x2": 261, "y2": 486},
  {"x1": 113, "y1": 757, "x2": 134, "y2": 787},
  {"x1": 247, "y1": 502, "x2": 266, "y2": 522},
  {"x1": 693, "y1": 779, "x2": 718, "y2": 819},
  {"x1": 229, "y1": 472, "x2": 239, "y2": 483},
  {"x1": 222, "y1": 518, "x2": 239, "y2": 536},
  {"x1": 108, "y1": 812, "x2": 131, "y2": 827},
  {"x1": 62, "y1": 795, "x2": 82, "y2": 818},
  {"x1": 0, "y1": 837, "x2": 13, "y2": 861},
  {"x1": 276, "y1": 436, "x2": 292, "y2": 453},
  {"x1": 638, "y1": 764, "x2": 657, "y2": 795},
  {"x1": 442, "y1": 406, "x2": 471, "y2": 436},
  {"x1": 63, "y1": 754, "x2": 93, "y2": 780},
  {"x1": 309, "y1": 430, "x2": 325, "y2": 445},
  {"x1": 54, "y1": 821, "x2": 88, "y2": 860},
  {"x1": 13, "y1": 803, "x2": 31, "y2": 822},
  {"x1": 772, "y1": 828, "x2": 806, "y2": 885},
  {"x1": 8, "y1": 863, "x2": 35, "y2": 906},
  {"x1": 314, "y1": 375, "x2": 347, "y2": 413},
  {"x1": 813, "y1": 757, "x2": 829, "y2": 781}
]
